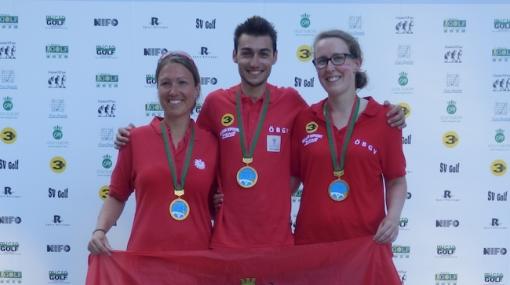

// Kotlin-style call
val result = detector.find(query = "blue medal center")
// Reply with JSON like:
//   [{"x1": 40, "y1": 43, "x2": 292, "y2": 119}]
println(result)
[
  {"x1": 329, "y1": 180, "x2": 349, "y2": 201},
  {"x1": 237, "y1": 166, "x2": 257, "y2": 188},
  {"x1": 170, "y1": 199, "x2": 189, "y2": 220}
]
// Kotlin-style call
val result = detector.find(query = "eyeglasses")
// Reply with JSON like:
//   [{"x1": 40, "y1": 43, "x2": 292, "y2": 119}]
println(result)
[{"x1": 312, "y1": 53, "x2": 354, "y2": 69}]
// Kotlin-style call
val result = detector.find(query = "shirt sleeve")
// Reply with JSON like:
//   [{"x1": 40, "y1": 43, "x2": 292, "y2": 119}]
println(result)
[
  {"x1": 196, "y1": 92, "x2": 215, "y2": 133},
  {"x1": 108, "y1": 140, "x2": 134, "y2": 202},
  {"x1": 290, "y1": 111, "x2": 304, "y2": 179},
  {"x1": 380, "y1": 108, "x2": 406, "y2": 180}
]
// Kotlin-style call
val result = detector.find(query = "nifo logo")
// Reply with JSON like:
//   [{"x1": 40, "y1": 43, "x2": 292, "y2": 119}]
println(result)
[
  {"x1": 94, "y1": 18, "x2": 118, "y2": 26},
  {"x1": 483, "y1": 247, "x2": 507, "y2": 255},
  {"x1": 0, "y1": 42, "x2": 16, "y2": 59},
  {"x1": 143, "y1": 48, "x2": 168, "y2": 56},
  {"x1": 47, "y1": 244, "x2": 71, "y2": 252},
  {"x1": 0, "y1": 15, "x2": 18, "y2": 29},
  {"x1": 195, "y1": 18, "x2": 216, "y2": 29},
  {"x1": 0, "y1": 242, "x2": 19, "y2": 252},
  {"x1": 46, "y1": 44, "x2": 69, "y2": 59},
  {"x1": 436, "y1": 245, "x2": 456, "y2": 256},
  {"x1": 48, "y1": 270, "x2": 68, "y2": 281},
  {"x1": 97, "y1": 100, "x2": 116, "y2": 117},
  {"x1": 492, "y1": 48, "x2": 510, "y2": 62},
  {"x1": 435, "y1": 272, "x2": 457, "y2": 284},
  {"x1": 485, "y1": 273, "x2": 504, "y2": 283},
  {"x1": 436, "y1": 219, "x2": 460, "y2": 227},
  {"x1": 444, "y1": 46, "x2": 463, "y2": 63},
  {"x1": 201, "y1": 77, "x2": 218, "y2": 85},
  {"x1": 443, "y1": 18, "x2": 466, "y2": 33},
  {"x1": 494, "y1": 19, "x2": 510, "y2": 31},
  {"x1": 395, "y1": 16, "x2": 414, "y2": 34},
  {"x1": 48, "y1": 71, "x2": 66, "y2": 88},
  {"x1": 46, "y1": 16, "x2": 66, "y2": 27},
  {"x1": 96, "y1": 73, "x2": 119, "y2": 88},
  {"x1": 492, "y1": 75, "x2": 510, "y2": 92},
  {"x1": 0, "y1": 216, "x2": 22, "y2": 224}
]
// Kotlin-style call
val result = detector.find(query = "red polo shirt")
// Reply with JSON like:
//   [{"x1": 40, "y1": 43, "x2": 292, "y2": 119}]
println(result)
[
  {"x1": 109, "y1": 117, "x2": 218, "y2": 251},
  {"x1": 292, "y1": 98, "x2": 406, "y2": 244},
  {"x1": 197, "y1": 83, "x2": 308, "y2": 248}
]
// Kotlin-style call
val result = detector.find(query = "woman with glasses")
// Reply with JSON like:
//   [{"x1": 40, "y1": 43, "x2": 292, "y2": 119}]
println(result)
[
  {"x1": 291, "y1": 30, "x2": 407, "y2": 282},
  {"x1": 88, "y1": 52, "x2": 218, "y2": 254}
]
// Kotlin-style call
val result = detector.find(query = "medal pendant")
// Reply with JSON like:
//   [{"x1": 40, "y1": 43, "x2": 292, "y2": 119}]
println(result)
[
  {"x1": 328, "y1": 179, "x2": 349, "y2": 202},
  {"x1": 236, "y1": 165, "x2": 258, "y2": 188},
  {"x1": 169, "y1": 198, "x2": 190, "y2": 221}
]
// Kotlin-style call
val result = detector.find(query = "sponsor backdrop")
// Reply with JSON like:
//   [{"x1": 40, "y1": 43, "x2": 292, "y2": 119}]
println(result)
[{"x1": 1, "y1": 0, "x2": 509, "y2": 284}]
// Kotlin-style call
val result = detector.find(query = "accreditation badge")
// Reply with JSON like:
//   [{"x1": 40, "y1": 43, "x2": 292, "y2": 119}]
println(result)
[
  {"x1": 328, "y1": 179, "x2": 349, "y2": 202},
  {"x1": 236, "y1": 165, "x2": 258, "y2": 188},
  {"x1": 169, "y1": 198, "x2": 190, "y2": 221}
]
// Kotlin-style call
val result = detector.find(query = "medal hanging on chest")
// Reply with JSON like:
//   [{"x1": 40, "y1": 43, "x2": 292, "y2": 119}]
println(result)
[
  {"x1": 161, "y1": 121, "x2": 194, "y2": 220},
  {"x1": 323, "y1": 97, "x2": 360, "y2": 202},
  {"x1": 235, "y1": 89, "x2": 270, "y2": 189}
]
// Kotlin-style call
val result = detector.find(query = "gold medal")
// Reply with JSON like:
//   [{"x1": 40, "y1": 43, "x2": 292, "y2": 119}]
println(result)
[
  {"x1": 237, "y1": 165, "x2": 258, "y2": 188},
  {"x1": 169, "y1": 198, "x2": 190, "y2": 221},
  {"x1": 328, "y1": 179, "x2": 350, "y2": 202}
]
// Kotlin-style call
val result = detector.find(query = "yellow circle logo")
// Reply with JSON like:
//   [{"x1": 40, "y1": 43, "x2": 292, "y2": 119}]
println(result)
[
  {"x1": 221, "y1": 113, "x2": 234, "y2": 127},
  {"x1": 491, "y1": 160, "x2": 507, "y2": 176},
  {"x1": 305, "y1": 121, "x2": 318, "y2": 133},
  {"x1": 399, "y1": 102, "x2": 411, "y2": 118},
  {"x1": 50, "y1": 156, "x2": 67, "y2": 173},
  {"x1": 296, "y1": 45, "x2": 312, "y2": 62},
  {"x1": 442, "y1": 131, "x2": 459, "y2": 148},
  {"x1": 1, "y1": 127, "x2": 17, "y2": 144},
  {"x1": 98, "y1": 185, "x2": 109, "y2": 200}
]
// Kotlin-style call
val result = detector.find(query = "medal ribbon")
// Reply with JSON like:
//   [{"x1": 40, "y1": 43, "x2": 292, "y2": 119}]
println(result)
[
  {"x1": 235, "y1": 89, "x2": 270, "y2": 164},
  {"x1": 160, "y1": 121, "x2": 195, "y2": 197},
  {"x1": 323, "y1": 96, "x2": 360, "y2": 178}
]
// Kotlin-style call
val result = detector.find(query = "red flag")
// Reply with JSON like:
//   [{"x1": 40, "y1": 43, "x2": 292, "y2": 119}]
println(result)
[{"x1": 86, "y1": 236, "x2": 400, "y2": 285}]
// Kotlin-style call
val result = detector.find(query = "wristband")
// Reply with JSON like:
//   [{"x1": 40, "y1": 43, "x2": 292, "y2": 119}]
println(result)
[{"x1": 92, "y1": 228, "x2": 107, "y2": 235}]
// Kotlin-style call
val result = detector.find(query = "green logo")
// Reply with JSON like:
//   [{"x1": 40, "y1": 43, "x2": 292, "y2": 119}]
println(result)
[
  {"x1": 52, "y1": 125, "x2": 63, "y2": 140},
  {"x1": 2, "y1": 96, "x2": 13, "y2": 111},
  {"x1": 102, "y1": 154, "x2": 113, "y2": 169},
  {"x1": 495, "y1": 129, "x2": 505, "y2": 144},
  {"x1": 300, "y1": 13, "x2": 311, "y2": 28},
  {"x1": 398, "y1": 72, "x2": 408, "y2": 86},
  {"x1": 446, "y1": 100, "x2": 457, "y2": 115}
]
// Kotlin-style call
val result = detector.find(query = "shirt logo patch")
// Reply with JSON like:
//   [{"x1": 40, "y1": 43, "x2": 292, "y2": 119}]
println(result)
[
  {"x1": 220, "y1": 127, "x2": 239, "y2": 140},
  {"x1": 302, "y1": 134, "x2": 323, "y2": 146},
  {"x1": 221, "y1": 113, "x2": 234, "y2": 126},
  {"x1": 267, "y1": 135, "x2": 281, "y2": 152},
  {"x1": 194, "y1": 159, "x2": 206, "y2": 170},
  {"x1": 305, "y1": 121, "x2": 318, "y2": 133}
]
